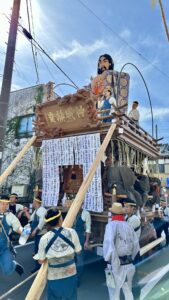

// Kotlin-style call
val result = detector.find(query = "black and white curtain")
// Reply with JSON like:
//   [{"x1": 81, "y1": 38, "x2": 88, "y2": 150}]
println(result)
[{"x1": 42, "y1": 133, "x2": 103, "y2": 212}]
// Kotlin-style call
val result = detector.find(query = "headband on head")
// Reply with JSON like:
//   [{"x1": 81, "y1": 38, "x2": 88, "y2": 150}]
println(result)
[
  {"x1": 45, "y1": 211, "x2": 61, "y2": 223},
  {"x1": 34, "y1": 198, "x2": 42, "y2": 203},
  {"x1": 0, "y1": 199, "x2": 10, "y2": 203},
  {"x1": 124, "y1": 202, "x2": 136, "y2": 206}
]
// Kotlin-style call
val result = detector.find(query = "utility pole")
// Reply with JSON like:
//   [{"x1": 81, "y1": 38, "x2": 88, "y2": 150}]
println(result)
[{"x1": 0, "y1": 0, "x2": 21, "y2": 174}]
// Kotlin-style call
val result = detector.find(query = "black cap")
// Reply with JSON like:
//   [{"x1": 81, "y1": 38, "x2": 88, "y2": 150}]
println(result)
[{"x1": 123, "y1": 198, "x2": 136, "y2": 206}]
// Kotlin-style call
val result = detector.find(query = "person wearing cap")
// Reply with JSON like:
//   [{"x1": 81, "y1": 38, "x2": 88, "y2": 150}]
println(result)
[
  {"x1": 123, "y1": 199, "x2": 141, "y2": 240},
  {"x1": 9, "y1": 193, "x2": 30, "y2": 227},
  {"x1": 0, "y1": 195, "x2": 24, "y2": 276},
  {"x1": 34, "y1": 207, "x2": 81, "y2": 300},
  {"x1": 128, "y1": 101, "x2": 140, "y2": 124},
  {"x1": 103, "y1": 202, "x2": 139, "y2": 300},
  {"x1": 29, "y1": 196, "x2": 47, "y2": 272}
]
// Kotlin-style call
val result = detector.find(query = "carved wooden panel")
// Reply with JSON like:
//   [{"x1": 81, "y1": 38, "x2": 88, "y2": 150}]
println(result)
[{"x1": 34, "y1": 89, "x2": 99, "y2": 138}]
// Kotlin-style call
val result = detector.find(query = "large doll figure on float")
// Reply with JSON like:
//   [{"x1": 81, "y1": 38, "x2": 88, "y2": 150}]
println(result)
[{"x1": 91, "y1": 53, "x2": 130, "y2": 115}]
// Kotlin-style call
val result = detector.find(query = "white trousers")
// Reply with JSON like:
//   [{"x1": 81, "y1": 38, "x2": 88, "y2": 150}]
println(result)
[{"x1": 107, "y1": 266, "x2": 135, "y2": 300}]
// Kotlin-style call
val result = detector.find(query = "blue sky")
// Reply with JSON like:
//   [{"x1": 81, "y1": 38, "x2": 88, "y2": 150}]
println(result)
[{"x1": 0, "y1": 0, "x2": 169, "y2": 141}]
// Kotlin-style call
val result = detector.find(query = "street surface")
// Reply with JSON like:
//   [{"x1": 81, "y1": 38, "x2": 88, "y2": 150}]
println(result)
[{"x1": 0, "y1": 242, "x2": 169, "y2": 299}]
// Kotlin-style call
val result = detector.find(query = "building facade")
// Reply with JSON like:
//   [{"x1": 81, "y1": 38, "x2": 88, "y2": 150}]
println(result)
[
  {"x1": 0, "y1": 83, "x2": 51, "y2": 201},
  {"x1": 149, "y1": 144, "x2": 169, "y2": 188}
]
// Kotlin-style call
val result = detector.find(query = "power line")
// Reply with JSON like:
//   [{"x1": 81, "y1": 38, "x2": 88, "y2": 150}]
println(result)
[
  {"x1": 29, "y1": 0, "x2": 39, "y2": 82},
  {"x1": 26, "y1": 0, "x2": 39, "y2": 83},
  {"x1": 76, "y1": 0, "x2": 169, "y2": 81},
  {"x1": 29, "y1": 0, "x2": 35, "y2": 37},
  {"x1": 36, "y1": 48, "x2": 64, "y2": 96},
  {"x1": 18, "y1": 23, "x2": 79, "y2": 89}
]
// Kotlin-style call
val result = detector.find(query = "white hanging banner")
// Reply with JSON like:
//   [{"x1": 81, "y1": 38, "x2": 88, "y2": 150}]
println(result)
[
  {"x1": 42, "y1": 133, "x2": 103, "y2": 212},
  {"x1": 74, "y1": 133, "x2": 103, "y2": 212},
  {"x1": 42, "y1": 140, "x2": 60, "y2": 207}
]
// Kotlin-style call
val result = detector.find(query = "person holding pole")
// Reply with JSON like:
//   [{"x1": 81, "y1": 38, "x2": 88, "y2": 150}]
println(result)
[
  {"x1": 0, "y1": 195, "x2": 24, "y2": 276},
  {"x1": 33, "y1": 207, "x2": 81, "y2": 300}
]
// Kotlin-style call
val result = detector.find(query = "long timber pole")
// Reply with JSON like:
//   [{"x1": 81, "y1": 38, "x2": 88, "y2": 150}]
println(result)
[
  {"x1": 159, "y1": 0, "x2": 169, "y2": 41},
  {"x1": 0, "y1": 136, "x2": 37, "y2": 185},
  {"x1": 25, "y1": 123, "x2": 117, "y2": 300},
  {"x1": 0, "y1": 0, "x2": 21, "y2": 173}
]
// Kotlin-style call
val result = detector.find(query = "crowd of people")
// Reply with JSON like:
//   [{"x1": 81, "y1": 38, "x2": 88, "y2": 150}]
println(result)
[
  {"x1": 0, "y1": 184, "x2": 169, "y2": 300},
  {"x1": 0, "y1": 53, "x2": 166, "y2": 300},
  {"x1": 0, "y1": 192, "x2": 92, "y2": 300}
]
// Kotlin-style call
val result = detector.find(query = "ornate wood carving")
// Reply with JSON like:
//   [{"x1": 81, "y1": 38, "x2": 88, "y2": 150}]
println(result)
[{"x1": 34, "y1": 89, "x2": 100, "y2": 138}]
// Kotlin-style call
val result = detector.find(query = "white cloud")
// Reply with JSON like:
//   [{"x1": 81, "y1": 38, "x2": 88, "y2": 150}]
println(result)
[
  {"x1": 139, "y1": 35, "x2": 156, "y2": 47},
  {"x1": 0, "y1": 77, "x2": 23, "y2": 92},
  {"x1": 51, "y1": 40, "x2": 105, "y2": 60},
  {"x1": 140, "y1": 106, "x2": 169, "y2": 121},
  {"x1": 119, "y1": 29, "x2": 131, "y2": 40}
]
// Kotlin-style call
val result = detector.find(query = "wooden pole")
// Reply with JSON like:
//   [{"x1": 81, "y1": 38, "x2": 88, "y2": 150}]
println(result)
[
  {"x1": 25, "y1": 123, "x2": 117, "y2": 300},
  {"x1": 0, "y1": 0, "x2": 21, "y2": 172},
  {"x1": 140, "y1": 236, "x2": 165, "y2": 256},
  {"x1": 0, "y1": 136, "x2": 36, "y2": 184},
  {"x1": 159, "y1": 0, "x2": 169, "y2": 41}
]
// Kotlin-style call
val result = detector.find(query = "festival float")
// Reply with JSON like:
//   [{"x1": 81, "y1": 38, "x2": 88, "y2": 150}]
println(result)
[
  {"x1": 32, "y1": 54, "x2": 160, "y2": 250},
  {"x1": 0, "y1": 55, "x2": 162, "y2": 300}
]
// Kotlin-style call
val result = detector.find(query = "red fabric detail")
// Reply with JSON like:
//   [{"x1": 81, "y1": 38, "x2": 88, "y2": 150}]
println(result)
[{"x1": 112, "y1": 215, "x2": 125, "y2": 221}]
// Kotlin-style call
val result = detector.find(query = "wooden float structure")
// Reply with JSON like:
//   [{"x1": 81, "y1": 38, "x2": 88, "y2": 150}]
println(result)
[{"x1": 32, "y1": 88, "x2": 160, "y2": 246}]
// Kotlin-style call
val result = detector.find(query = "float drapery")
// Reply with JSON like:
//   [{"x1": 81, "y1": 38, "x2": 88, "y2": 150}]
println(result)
[{"x1": 42, "y1": 133, "x2": 103, "y2": 212}]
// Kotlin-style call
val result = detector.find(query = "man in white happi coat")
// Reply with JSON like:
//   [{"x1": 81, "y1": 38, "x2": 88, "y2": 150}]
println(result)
[
  {"x1": 103, "y1": 202, "x2": 140, "y2": 300},
  {"x1": 29, "y1": 197, "x2": 47, "y2": 272},
  {"x1": 123, "y1": 199, "x2": 141, "y2": 241},
  {"x1": 128, "y1": 101, "x2": 140, "y2": 124}
]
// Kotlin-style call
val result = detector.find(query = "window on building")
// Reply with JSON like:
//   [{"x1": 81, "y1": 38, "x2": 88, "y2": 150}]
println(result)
[
  {"x1": 158, "y1": 164, "x2": 165, "y2": 173},
  {"x1": 16, "y1": 114, "x2": 35, "y2": 138}
]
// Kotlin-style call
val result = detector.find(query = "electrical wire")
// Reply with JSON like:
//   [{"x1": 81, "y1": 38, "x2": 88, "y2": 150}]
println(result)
[
  {"x1": 29, "y1": 0, "x2": 39, "y2": 81},
  {"x1": 36, "y1": 48, "x2": 64, "y2": 96},
  {"x1": 18, "y1": 25, "x2": 63, "y2": 93},
  {"x1": 18, "y1": 23, "x2": 79, "y2": 89},
  {"x1": 76, "y1": 0, "x2": 169, "y2": 81},
  {"x1": 26, "y1": 0, "x2": 39, "y2": 83},
  {"x1": 116, "y1": 62, "x2": 154, "y2": 137}
]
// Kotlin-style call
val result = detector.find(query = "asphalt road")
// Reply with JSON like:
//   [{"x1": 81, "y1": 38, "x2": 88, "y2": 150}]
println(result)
[{"x1": 1, "y1": 242, "x2": 169, "y2": 300}]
